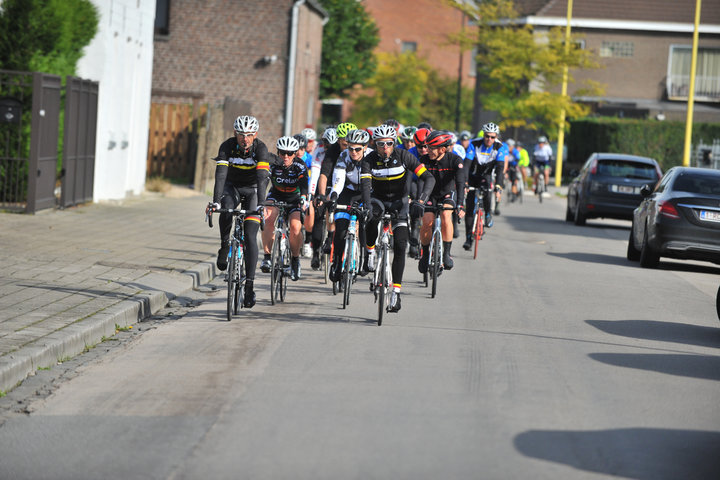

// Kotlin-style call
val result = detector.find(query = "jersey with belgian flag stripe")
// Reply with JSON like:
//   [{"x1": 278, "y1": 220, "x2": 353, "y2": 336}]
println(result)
[
  {"x1": 360, "y1": 148, "x2": 435, "y2": 205},
  {"x1": 212, "y1": 137, "x2": 270, "y2": 204}
]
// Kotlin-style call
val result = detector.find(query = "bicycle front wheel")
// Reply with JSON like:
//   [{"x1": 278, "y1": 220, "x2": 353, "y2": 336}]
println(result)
[
  {"x1": 474, "y1": 208, "x2": 483, "y2": 260},
  {"x1": 270, "y1": 232, "x2": 282, "y2": 305},
  {"x1": 431, "y1": 234, "x2": 441, "y2": 299},
  {"x1": 376, "y1": 249, "x2": 386, "y2": 326},
  {"x1": 226, "y1": 240, "x2": 238, "y2": 321}
]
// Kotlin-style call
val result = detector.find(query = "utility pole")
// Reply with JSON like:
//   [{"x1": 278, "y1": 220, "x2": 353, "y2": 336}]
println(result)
[
  {"x1": 682, "y1": 0, "x2": 702, "y2": 166},
  {"x1": 555, "y1": 0, "x2": 573, "y2": 187}
]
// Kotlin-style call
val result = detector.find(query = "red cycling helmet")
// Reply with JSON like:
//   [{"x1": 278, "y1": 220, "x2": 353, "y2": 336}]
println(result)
[
  {"x1": 425, "y1": 130, "x2": 454, "y2": 148},
  {"x1": 413, "y1": 127, "x2": 430, "y2": 145}
]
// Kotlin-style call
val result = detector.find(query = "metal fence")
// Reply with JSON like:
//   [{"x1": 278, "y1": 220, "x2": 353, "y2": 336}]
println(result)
[
  {"x1": 694, "y1": 139, "x2": 720, "y2": 170},
  {"x1": 0, "y1": 70, "x2": 98, "y2": 213}
]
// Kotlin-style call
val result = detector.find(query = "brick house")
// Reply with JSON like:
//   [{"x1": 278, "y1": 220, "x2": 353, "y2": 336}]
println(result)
[
  {"x1": 150, "y1": 0, "x2": 328, "y2": 188},
  {"x1": 514, "y1": 0, "x2": 720, "y2": 122}
]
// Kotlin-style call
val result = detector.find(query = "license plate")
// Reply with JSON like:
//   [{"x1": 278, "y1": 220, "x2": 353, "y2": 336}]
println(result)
[
  {"x1": 699, "y1": 210, "x2": 720, "y2": 222},
  {"x1": 611, "y1": 185, "x2": 635, "y2": 194}
]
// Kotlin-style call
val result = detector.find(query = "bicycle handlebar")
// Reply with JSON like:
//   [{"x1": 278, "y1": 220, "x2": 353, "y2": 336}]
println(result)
[{"x1": 205, "y1": 207, "x2": 264, "y2": 230}]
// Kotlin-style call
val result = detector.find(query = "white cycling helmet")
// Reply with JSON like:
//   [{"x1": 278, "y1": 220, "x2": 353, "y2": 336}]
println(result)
[
  {"x1": 322, "y1": 127, "x2": 338, "y2": 144},
  {"x1": 538, "y1": 136, "x2": 548, "y2": 143},
  {"x1": 482, "y1": 122, "x2": 500, "y2": 135},
  {"x1": 506, "y1": 138, "x2": 516, "y2": 147},
  {"x1": 234, "y1": 115, "x2": 259, "y2": 133},
  {"x1": 301, "y1": 128, "x2": 316, "y2": 141},
  {"x1": 372, "y1": 124, "x2": 397, "y2": 141},
  {"x1": 345, "y1": 129, "x2": 370, "y2": 146},
  {"x1": 276, "y1": 136, "x2": 300, "y2": 151}
]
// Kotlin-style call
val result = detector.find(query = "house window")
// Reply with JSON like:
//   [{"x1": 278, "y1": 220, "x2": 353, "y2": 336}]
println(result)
[
  {"x1": 667, "y1": 45, "x2": 720, "y2": 102},
  {"x1": 401, "y1": 41, "x2": 417, "y2": 53},
  {"x1": 600, "y1": 41, "x2": 634, "y2": 58},
  {"x1": 155, "y1": 0, "x2": 170, "y2": 35}
]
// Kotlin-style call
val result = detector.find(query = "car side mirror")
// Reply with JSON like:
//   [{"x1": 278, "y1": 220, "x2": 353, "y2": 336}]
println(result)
[{"x1": 640, "y1": 184, "x2": 652, "y2": 197}]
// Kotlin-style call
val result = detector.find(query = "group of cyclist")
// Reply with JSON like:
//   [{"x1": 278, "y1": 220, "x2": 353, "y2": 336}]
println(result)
[{"x1": 207, "y1": 115, "x2": 552, "y2": 313}]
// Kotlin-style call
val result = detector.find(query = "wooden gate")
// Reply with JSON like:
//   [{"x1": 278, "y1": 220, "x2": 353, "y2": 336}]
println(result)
[{"x1": 147, "y1": 102, "x2": 207, "y2": 182}]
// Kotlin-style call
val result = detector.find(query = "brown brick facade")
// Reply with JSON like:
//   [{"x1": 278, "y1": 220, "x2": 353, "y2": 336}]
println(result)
[{"x1": 152, "y1": 0, "x2": 325, "y2": 142}]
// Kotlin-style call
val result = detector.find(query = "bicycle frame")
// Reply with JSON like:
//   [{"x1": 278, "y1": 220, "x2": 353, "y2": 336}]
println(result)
[
  {"x1": 335, "y1": 204, "x2": 363, "y2": 309},
  {"x1": 372, "y1": 213, "x2": 393, "y2": 326},
  {"x1": 266, "y1": 202, "x2": 293, "y2": 305}
]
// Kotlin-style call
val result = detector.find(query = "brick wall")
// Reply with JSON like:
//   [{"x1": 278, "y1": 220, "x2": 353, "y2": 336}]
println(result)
[{"x1": 152, "y1": 0, "x2": 324, "y2": 144}]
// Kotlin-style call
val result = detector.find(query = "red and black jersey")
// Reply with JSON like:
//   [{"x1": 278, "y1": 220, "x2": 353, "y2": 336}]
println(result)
[
  {"x1": 420, "y1": 151, "x2": 466, "y2": 205},
  {"x1": 360, "y1": 148, "x2": 435, "y2": 205}
]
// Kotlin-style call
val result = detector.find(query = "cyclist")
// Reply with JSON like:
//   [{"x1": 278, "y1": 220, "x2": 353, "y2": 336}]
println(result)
[
  {"x1": 533, "y1": 135, "x2": 553, "y2": 194},
  {"x1": 517, "y1": 141, "x2": 530, "y2": 192},
  {"x1": 293, "y1": 133, "x2": 314, "y2": 257},
  {"x1": 406, "y1": 127, "x2": 431, "y2": 258},
  {"x1": 327, "y1": 129, "x2": 372, "y2": 282},
  {"x1": 417, "y1": 130, "x2": 465, "y2": 272},
  {"x1": 398, "y1": 125, "x2": 417, "y2": 151},
  {"x1": 464, "y1": 122, "x2": 508, "y2": 249},
  {"x1": 458, "y1": 130, "x2": 476, "y2": 164},
  {"x1": 361, "y1": 124, "x2": 436, "y2": 313},
  {"x1": 312, "y1": 122, "x2": 357, "y2": 268},
  {"x1": 302, "y1": 127, "x2": 317, "y2": 156},
  {"x1": 260, "y1": 136, "x2": 309, "y2": 281},
  {"x1": 207, "y1": 115, "x2": 269, "y2": 308},
  {"x1": 505, "y1": 139, "x2": 522, "y2": 201}
]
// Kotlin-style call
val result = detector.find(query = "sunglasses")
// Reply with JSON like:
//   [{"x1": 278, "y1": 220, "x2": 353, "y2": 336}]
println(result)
[
  {"x1": 348, "y1": 146, "x2": 364, "y2": 153},
  {"x1": 278, "y1": 150, "x2": 297, "y2": 157},
  {"x1": 484, "y1": 134, "x2": 497, "y2": 139},
  {"x1": 235, "y1": 132, "x2": 255, "y2": 138},
  {"x1": 375, "y1": 140, "x2": 395, "y2": 147},
  {"x1": 416, "y1": 144, "x2": 428, "y2": 150}
]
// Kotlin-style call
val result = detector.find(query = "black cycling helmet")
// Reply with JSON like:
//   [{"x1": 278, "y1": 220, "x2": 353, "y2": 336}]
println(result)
[
  {"x1": 293, "y1": 133, "x2": 308, "y2": 149},
  {"x1": 417, "y1": 121, "x2": 433, "y2": 131}
]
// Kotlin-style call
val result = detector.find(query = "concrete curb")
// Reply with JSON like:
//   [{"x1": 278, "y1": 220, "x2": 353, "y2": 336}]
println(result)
[{"x1": 0, "y1": 258, "x2": 218, "y2": 393}]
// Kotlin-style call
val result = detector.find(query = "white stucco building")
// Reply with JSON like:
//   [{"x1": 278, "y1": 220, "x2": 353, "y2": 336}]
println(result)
[{"x1": 77, "y1": 0, "x2": 156, "y2": 201}]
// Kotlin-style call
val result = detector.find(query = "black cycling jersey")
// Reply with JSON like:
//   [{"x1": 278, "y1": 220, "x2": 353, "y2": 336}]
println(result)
[
  {"x1": 319, "y1": 141, "x2": 343, "y2": 180},
  {"x1": 419, "y1": 151, "x2": 465, "y2": 206},
  {"x1": 360, "y1": 148, "x2": 435, "y2": 205},
  {"x1": 267, "y1": 154, "x2": 308, "y2": 197},
  {"x1": 213, "y1": 137, "x2": 270, "y2": 204}
]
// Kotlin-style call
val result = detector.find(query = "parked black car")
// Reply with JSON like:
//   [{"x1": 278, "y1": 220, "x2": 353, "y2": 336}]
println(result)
[
  {"x1": 627, "y1": 166, "x2": 720, "y2": 268},
  {"x1": 566, "y1": 153, "x2": 662, "y2": 226}
]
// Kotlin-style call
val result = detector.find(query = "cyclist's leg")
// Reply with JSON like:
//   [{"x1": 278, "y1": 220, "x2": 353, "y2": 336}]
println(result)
[
  {"x1": 418, "y1": 199, "x2": 435, "y2": 274},
  {"x1": 482, "y1": 175, "x2": 493, "y2": 226},
  {"x1": 217, "y1": 184, "x2": 241, "y2": 270},
  {"x1": 440, "y1": 196, "x2": 456, "y2": 269},
  {"x1": 331, "y1": 215, "x2": 349, "y2": 281},
  {"x1": 494, "y1": 163, "x2": 504, "y2": 214},
  {"x1": 238, "y1": 188, "x2": 260, "y2": 284},
  {"x1": 390, "y1": 222, "x2": 408, "y2": 312}
]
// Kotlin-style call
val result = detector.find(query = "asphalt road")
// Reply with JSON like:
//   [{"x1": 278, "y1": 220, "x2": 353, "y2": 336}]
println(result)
[{"x1": 1, "y1": 192, "x2": 719, "y2": 480}]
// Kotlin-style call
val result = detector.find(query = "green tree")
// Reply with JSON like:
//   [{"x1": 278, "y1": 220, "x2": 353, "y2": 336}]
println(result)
[
  {"x1": 0, "y1": 0, "x2": 98, "y2": 77},
  {"x1": 446, "y1": 0, "x2": 603, "y2": 138},
  {"x1": 317, "y1": 0, "x2": 379, "y2": 98},
  {"x1": 351, "y1": 52, "x2": 474, "y2": 131}
]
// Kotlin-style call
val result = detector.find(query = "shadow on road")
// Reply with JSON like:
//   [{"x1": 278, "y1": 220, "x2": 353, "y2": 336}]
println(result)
[
  {"x1": 588, "y1": 352, "x2": 720, "y2": 381},
  {"x1": 546, "y1": 251, "x2": 629, "y2": 267},
  {"x1": 586, "y1": 319, "x2": 720, "y2": 349},
  {"x1": 503, "y1": 215, "x2": 629, "y2": 240},
  {"x1": 514, "y1": 427, "x2": 720, "y2": 480}
]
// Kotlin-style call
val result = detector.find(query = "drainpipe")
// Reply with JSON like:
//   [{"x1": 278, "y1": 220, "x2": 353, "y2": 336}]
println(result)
[{"x1": 284, "y1": 0, "x2": 305, "y2": 136}]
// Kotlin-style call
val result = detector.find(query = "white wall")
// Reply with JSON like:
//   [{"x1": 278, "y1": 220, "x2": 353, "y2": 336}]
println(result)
[{"x1": 76, "y1": 0, "x2": 156, "y2": 201}]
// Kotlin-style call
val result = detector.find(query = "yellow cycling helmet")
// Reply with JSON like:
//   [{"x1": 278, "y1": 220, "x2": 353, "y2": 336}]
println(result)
[{"x1": 336, "y1": 122, "x2": 358, "y2": 139}]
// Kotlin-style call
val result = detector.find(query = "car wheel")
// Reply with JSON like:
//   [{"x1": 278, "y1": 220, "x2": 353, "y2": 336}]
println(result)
[
  {"x1": 573, "y1": 202, "x2": 586, "y2": 226},
  {"x1": 565, "y1": 200, "x2": 573, "y2": 222},
  {"x1": 639, "y1": 226, "x2": 660, "y2": 268},
  {"x1": 716, "y1": 285, "x2": 720, "y2": 321},
  {"x1": 626, "y1": 225, "x2": 640, "y2": 261}
]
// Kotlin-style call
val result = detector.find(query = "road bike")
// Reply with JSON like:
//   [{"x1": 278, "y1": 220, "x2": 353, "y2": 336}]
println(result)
[
  {"x1": 332, "y1": 203, "x2": 365, "y2": 309},
  {"x1": 370, "y1": 204, "x2": 394, "y2": 326},
  {"x1": 468, "y1": 186, "x2": 488, "y2": 260},
  {"x1": 535, "y1": 164, "x2": 547, "y2": 203},
  {"x1": 266, "y1": 201, "x2": 293, "y2": 305},
  {"x1": 422, "y1": 204, "x2": 455, "y2": 298},
  {"x1": 207, "y1": 206, "x2": 262, "y2": 321}
]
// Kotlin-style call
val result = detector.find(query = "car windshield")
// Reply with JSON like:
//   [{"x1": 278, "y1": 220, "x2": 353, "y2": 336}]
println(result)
[
  {"x1": 597, "y1": 160, "x2": 658, "y2": 180},
  {"x1": 672, "y1": 172, "x2": 720, "y2": 195}
]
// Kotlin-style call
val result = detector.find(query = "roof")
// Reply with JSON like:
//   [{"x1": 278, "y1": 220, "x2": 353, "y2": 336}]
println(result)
[
  {"x1": 514, "y1": 0, "x2": 720, "y2": 28},
  {"x1": 594, "y1": 153, "x2": 659, "y2": 164}
]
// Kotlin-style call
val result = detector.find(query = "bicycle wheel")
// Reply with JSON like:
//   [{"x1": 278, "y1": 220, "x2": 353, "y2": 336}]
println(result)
[
  {"x1": 226, "y1": 240, "x2": 238, "y2": 321},
  {"x1": 322, "y1": 251, "x2": 329, "y2": 284},
  {"x1": 538, "y1": 175, "x2": 544, "y2": 203},
  {"x1": 342, "y1": 236, "x2": 354, "y2": 309},
  {"x1": 279, "y1": 234, "x2": 289, "y2": 302},
  {"x1": 473, "y1": 208, "x2": 483, "y2": 260},
  {"x1": 235, "y1": 246, "x2": 245, "y2": 314},
  {"x1": 376, "y1": 248, "x2": 385, "y2": 326},
  {"x1": 431, "y1": 234, "x2": 440, "y2": 299},
  {"x1": 270, "y1": 231, "x2": 282, "y2": 305}
]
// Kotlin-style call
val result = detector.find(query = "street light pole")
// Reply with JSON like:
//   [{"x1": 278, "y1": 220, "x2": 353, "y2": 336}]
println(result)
[
  {"x1": 555, "y1": 0, "x2": 573, "y2": 187},
  {"x1": 682, "y1": 0, "x2": 702, "y2": 167}
]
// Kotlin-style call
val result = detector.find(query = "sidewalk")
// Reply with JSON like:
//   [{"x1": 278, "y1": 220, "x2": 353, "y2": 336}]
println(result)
[{"x1": 0, "y1": 187, "x2": 218, "y2": 393}]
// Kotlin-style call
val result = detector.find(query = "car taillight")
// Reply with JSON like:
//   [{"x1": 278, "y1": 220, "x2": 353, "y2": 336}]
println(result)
[
  {"x1": 590, "y1": 158, "x2": 598, "y2": 175},
  {"x1": 659, "y1": 201, "x2": 680, "y2": 219}
]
